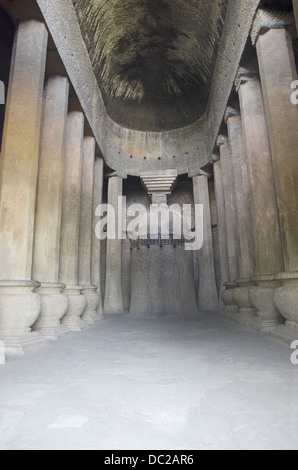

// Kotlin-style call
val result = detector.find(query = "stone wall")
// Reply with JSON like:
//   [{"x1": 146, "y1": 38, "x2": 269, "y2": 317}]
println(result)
[{"x1": 122, "y1": 177, "x2": 198, "y2": 316}]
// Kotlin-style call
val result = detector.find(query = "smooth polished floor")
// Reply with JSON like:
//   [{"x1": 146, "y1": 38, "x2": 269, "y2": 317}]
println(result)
[{"x1": 0, "y1": 313, "x2": 297, "y2": 450}]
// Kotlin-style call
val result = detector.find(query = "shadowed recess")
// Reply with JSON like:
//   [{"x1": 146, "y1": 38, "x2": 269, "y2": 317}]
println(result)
[{"x1": 72, "y1": 0, "x2": 228, "y2": 132}]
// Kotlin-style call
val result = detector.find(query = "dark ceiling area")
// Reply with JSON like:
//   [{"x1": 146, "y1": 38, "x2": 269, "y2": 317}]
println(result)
[
  {"x1": 72, "y1": 0, "x2": 228, "y2": 132},
  {"x1": 261, "y1": 0, "x2": 293, "y2": 10}
]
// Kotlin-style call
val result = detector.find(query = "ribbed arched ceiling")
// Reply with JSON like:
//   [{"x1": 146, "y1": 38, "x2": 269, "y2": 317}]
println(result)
[{"x1": 72, "y1": 0, "x2": 228, "y2": 132}]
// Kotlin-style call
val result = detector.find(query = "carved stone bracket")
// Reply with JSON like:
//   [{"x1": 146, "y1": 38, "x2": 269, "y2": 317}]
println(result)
[{"x1": 140, "y1": 169, "x2": 178, "y2": 204}]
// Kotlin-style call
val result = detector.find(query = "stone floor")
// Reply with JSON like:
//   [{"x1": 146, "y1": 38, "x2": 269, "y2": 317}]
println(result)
[{"x1": 0, "y1": 314, "x2": 297, "y2": 450}]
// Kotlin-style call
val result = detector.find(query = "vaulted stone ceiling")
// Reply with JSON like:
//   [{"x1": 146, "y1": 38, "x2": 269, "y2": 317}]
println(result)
[{"x1": 72, "y1": 0, "x2": 228, "y2": 132}]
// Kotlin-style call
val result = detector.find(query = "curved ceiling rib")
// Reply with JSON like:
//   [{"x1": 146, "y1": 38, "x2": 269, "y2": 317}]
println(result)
[{"x1": 72, "y1": 0, "x2": 228, "y2": 132}]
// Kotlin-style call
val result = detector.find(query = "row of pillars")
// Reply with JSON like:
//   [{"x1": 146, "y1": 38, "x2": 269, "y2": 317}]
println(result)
[
  {"x1": 213, "y1": 8, "x2": 298, "y2": 341},
  {"x1": 0, "y1": 18, "x2": 219, "y2": 351},
  {"x1": 0, "y1": 20, "x2": 107, "y2": 355}
]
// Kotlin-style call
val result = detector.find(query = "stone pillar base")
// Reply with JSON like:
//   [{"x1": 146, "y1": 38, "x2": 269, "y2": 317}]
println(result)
[
  {"x1": 271, "y1": 321, "x2": 298, "y2": 345},
  {"x1": 245, "y1": 315, "x2": 283, "y2": 333},
  {"x1": 271, "y1": 272, "x2": 298, "y2": 344},
  {"x1": 231, "y1": 279, "x2": 256, "y2": 325},
  {"x1": 61, "y1": 286, "x2": 88, "y2": 332},
  {"x1": 274, "y1": 272, "x2": 298, "y2": 323},
  {"x1": 0, "y1": 332, "x2": 48, "y2": 357},
  {"x1": 0, "y1": 281, "x2": 48, "y2": 356},
  {"x1": 33, "y1": 283, "x2": 70, "y2": 341},
  {"x1": 104, "y1": 304, "x2": 124, "y2": 316},
  {"x1": 221, "y1": 283, "x2": 239, "y2": 318},
  {"x1": 81, "y1": 286, "x2": 101, "y2": 324},
  {"x1": 247, "y1": 276, "x2": 284, "y2": 332}
]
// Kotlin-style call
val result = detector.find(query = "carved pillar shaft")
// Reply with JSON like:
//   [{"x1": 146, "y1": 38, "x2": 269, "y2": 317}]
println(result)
[
  {"x1": 252, "y1": 9, "x2": 298, "y2": 273},
  {"x1": 235, "y1": 66, "x2": 283, "y2": 331},
  {"x1": 193, "y1": 173, "x2": 218, "y2": 312},
  {"x1": 225, "y1": 107, "x2": 256, "y2": 321},
  {"x1": 225, "y1": 107, "x2": 254, "y2": 281},
  {"x1": 216, "y1": 135, "x2": 240, "y2": 283},
  {"x1": 251, "y1": 9, "x2": 298, "y2": 339},
  {"x1": 32, "y1": 76, "x2": 70, "y2": 340},
  {"x1": 59, "y1": 112, "x2": 87, "y2": 331},
  {"x1": 216, "y1": 136, "x2": 240, "y2": 318},
  {"x1": 104, "y1": 175, "x2": 124, "y2": 315},
  {"x1": 79, "y1": 137, "x2": 101, "y2": 325},
  {"x1": 213, "y1": 159, "x2": 229, "y2": 286},
  {"x1": 92, "y1": 157, "x2": 104, "y2": 320},
  {"x1": 0, "y1": 21, "x2": 48, "y2": 354}
]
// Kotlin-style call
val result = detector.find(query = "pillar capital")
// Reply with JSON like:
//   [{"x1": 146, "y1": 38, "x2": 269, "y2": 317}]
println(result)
[
  {"x1": 235, "y1": 67, "x2": 259, "y2": 92},
  {"x1": 196, "y1": 170, "x2": 211, "y2": 178},
  {"x1": 107, "y1": 170, "x2": 127, "y2": 180},
  {"x1": 224, "y1": 106, "x2": 240, "y2": 123},
  {"x1": 216, "y1": 134, "x2": 229, "y2": 148},
  {"x1": 189, "y1": 168, "x2": 211, "y2": 178},
  {"x1": 251, "y1": 9, "x2": 295, "y2": 45}
]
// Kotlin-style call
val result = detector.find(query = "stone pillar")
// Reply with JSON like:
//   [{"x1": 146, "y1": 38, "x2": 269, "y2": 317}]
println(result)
[
  {"x1": 235, "y1": 67, "x2": 284, "y2": 332},
  {"x1": 32, "y1": 76, "x2": 70, "y2": 340},
  {"x1": 192, "y1": 173, "x2": 218, "y2": 312},
  {"x1": 251, "y1": 9, "x2": 298, "y2": 339},
  {"x1": 79, "y1": 137, "x2": 100, "y2": 324},
  {"x1": 59, "y1": 112, "x2": 87, "y2": 331},
  {"x1": 0, "y1": 21, "x2": 48, "y2": 355},
  {"x1": 225, "y1": 107, "x2": 256, "y2": 322},
  {"x1": 104, "y1": 175, "x2": 124, "y2": 314},
  {"x1": 216, "y1": 136, "x2": 240, "y2": 282},
  {"x1": 252, "y1": 10, "x2": 298, "y2": 273},
  {"x1": 91, "y1": 157, "x2": 104, "y2": 320},
  {"x1": 212, "y1": 156, "x2": 229, "y2": 310},
  {"x1": 216, "y1": 135, "x2": 240, "y2": 317}
]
